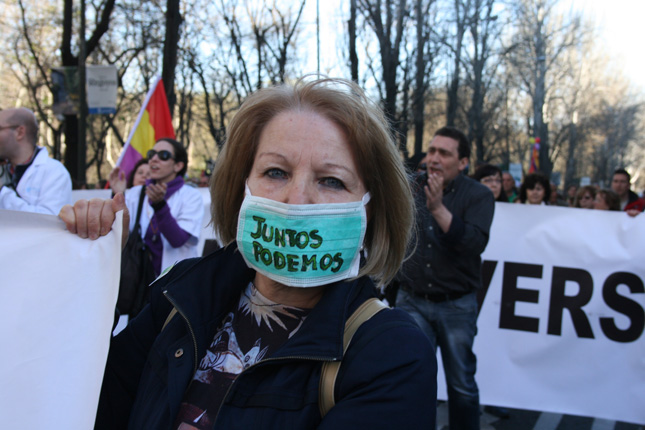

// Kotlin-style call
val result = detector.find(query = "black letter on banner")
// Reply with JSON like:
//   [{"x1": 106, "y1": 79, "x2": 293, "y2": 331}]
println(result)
[
  {"x1": 547, "y1": 267, "x2": 594, "y2": 338},
  {"x1": 500, "y1": 262, "x2": 541, "y2": 332},
  {"x1": 477, "y1": 260, "x2": 498, "y2": 317},
  {"x1": 600, "y1": 272, "x2": 645, "y2": 343}
]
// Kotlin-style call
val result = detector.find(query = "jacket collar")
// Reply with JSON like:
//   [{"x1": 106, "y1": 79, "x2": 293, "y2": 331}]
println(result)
[{"x1": 161, "y1": 245, "x2": 376, "y2": 361}]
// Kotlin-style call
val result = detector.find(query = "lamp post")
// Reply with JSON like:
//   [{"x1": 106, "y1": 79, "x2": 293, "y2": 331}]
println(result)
[{"x1": 78, "y1": 0, "x2": 87, "y2": 185}]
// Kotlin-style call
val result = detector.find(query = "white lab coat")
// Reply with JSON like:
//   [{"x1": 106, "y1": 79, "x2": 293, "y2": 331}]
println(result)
[
  {"x1": 125, "y1": 183, "x2": 204, "y2": 273},
  {"x1": 0, "y1": 147, "x2": 72, "y2": 215}
]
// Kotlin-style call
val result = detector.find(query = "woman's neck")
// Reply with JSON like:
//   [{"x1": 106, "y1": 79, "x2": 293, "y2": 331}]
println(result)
[{"x1": 252, "y1": 273, "x2": 324, "y2": 309}]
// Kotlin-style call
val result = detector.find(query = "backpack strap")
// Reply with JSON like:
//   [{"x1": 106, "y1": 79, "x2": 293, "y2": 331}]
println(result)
[
  {"x1": 318, "y1": 298, "x2": 389, "y2": 418},
  {"x1": 134, "y1": 185, "x2": 146, "y2": 231}
]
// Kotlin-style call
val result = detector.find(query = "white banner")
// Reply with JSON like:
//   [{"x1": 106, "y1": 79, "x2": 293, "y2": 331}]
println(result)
[
  {"x1": 0, "y1": 209, "x2": 122, "y2": 429},
  {"x1": 66, "y1": 191, "x2": 645, "y2": 424},
  {"x1": 436, "y1": 203, "x2": 645, "y2": 425}
]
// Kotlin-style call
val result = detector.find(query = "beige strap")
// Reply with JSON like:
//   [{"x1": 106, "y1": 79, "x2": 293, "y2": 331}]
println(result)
[
  {"x1": 162, "y1": 307, "x2": 178, "y2": 331},
  {"x1": 318, "y1": 298, "x2": 389, "y2": 417}
]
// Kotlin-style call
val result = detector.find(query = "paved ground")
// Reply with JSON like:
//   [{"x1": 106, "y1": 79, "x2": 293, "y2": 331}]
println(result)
[{"x1": 436, "y1": 403, "x2": 644, "y2": 430}]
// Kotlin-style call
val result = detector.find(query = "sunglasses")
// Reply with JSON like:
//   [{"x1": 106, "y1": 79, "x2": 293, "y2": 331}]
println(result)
[{"x1": 147, "y1": 149, "x2": 174, "y2": 161}]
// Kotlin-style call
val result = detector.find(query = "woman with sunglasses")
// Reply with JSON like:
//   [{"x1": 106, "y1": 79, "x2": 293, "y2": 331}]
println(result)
[
  {"x1": 124, "y1": 138, "x2": 204, "y2": 277},
  {"x1": 573, "y1": 185, "x2": 596, "y2": 209}
]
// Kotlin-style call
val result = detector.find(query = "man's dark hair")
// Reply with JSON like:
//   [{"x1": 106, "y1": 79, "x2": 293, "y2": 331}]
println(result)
[
  {"x1": 613, "y1": 168, "x2": 631, "y2": 182},
  {"x1": 434, "y1": 126, "x2": 470, "y2": 159},
  {"x1": 157, "y1": 137, "x2": 188, "y2": 177},
  {"x1": 405, "y1": 152, "x2": 426, "y2": 172}
]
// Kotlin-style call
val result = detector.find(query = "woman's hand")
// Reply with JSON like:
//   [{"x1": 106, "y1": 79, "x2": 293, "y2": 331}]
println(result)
[
  {"x1": 626, "y1": 209, "x2": 641, "y2": 217},
  {"x1": 146, "y1": 182, "x2": 167, "y2": 204},
  {"x1": 59, "y1": 193, "x2": 130, "y2": 247},
  {"x1": 109, "y1": 167, "x2": 127, "y2": 195}
]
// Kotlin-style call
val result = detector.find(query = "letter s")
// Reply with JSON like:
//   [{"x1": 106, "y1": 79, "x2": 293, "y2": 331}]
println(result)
[{"x1": 600, "y1": 272, "x2": 644, "y2": 343}]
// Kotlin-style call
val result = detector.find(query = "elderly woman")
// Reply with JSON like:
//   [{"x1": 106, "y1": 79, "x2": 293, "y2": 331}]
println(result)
[{"x1": 59, "y1": 78, "x2": 436, "y2": 429}]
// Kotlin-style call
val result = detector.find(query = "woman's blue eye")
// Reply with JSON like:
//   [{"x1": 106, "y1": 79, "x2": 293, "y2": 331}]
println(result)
[
  {"x1": 321, "y1": 177, "x2": 345, "y2": 189},
  {"x1": 266, "y1": 168, "x2": 287, "y2": 179}
]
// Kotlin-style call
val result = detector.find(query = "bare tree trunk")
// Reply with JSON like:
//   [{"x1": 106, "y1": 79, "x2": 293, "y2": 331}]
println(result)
[
  {"x1": 359, "y1": 0, "x2": 409, "y2": 132},
  {"x1": 61, "y1": 0, "x2": 79, "y2": 182},
  {"x1": 412, "y1": 0, "x2": 425, "y2": 157},
  {"x1": 349, "y1": 0, "x2": 359, "y2": 82},
  {"x1": 162, "y1": 0, "x2": 182, "y2": 118},
  {"x1": 446, "y1": 0, "x2": 468, "y2": 127}
]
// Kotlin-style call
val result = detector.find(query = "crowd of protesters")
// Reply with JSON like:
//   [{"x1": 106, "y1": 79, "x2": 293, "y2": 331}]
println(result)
[
  {"x1": 4, "y1": 88, "x2": 643, "y2": 430},
  {"x1": 484, "y1": 166, "x2": 643, "y2": 216}
]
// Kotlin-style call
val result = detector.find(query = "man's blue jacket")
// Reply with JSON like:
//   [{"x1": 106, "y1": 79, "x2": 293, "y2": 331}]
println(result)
[{"x1": 95, "y1": 245, "x2": 436, "y2": 429}]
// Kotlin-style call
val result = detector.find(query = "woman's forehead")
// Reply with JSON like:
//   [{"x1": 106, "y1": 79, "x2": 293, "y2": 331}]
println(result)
[{"x1": 154, "y1": 140, "x2": 174, "y2": 151}]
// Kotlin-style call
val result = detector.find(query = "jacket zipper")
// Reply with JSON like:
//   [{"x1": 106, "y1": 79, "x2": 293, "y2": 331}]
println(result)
[
  {"x1": 163, "y1": 290, "x2": 200, "y2": 374},
  {"x1": 213, "y1": 354, "x2": 337, "y2": 424}
]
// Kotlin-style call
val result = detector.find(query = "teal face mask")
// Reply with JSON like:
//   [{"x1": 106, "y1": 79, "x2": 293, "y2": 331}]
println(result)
[{"x1": 236, "y1": 186, "x2": 370, "y2": 288}]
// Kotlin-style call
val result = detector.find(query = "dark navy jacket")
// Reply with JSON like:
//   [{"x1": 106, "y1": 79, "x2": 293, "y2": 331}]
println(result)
[{"x1": 95, "y1": 245, "x2": 437, "y2": 429}]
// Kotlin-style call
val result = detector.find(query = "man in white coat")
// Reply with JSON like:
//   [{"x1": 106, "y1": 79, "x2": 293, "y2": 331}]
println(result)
[{"x1": 0, "y1": 107, "x2": 72, "y2": 215}]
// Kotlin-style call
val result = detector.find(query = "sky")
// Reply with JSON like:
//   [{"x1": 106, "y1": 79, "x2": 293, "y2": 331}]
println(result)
[
  {"x1": 305, "y1": 0, "x2": 645, "y2": 93},
  {"x1": 564, "y1": 0, "x2": 645, "y2": 93}
]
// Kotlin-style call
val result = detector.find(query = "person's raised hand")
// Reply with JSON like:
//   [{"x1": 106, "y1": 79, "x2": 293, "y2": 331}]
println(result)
[
  {"x1": 424, "y1": 172, "x2": 444, "y2": 212},
  {"x1": 59, "y1": 193, "x2": 130, "y2": 248},
  {"x1": 109, "y1": 167, "x2": 127, "y2": 195},
  {"x1": 146, "y1": 182, "x2": 167, "y2": 204}
]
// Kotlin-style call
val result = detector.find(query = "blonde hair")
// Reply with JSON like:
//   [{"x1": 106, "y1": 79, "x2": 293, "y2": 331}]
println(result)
[{"x1": 211, "y1": 77, "x2": 413, "y2": 286}]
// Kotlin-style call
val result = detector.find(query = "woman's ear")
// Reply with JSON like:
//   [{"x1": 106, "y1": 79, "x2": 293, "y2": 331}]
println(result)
[{"x1": 173, "y1": 161, "x2": 185, "y2": 174}]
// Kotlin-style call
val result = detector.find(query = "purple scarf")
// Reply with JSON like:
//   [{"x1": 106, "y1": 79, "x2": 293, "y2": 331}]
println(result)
[{"x1": 143, "y1": 176, "x2": 187, "y2": 274}]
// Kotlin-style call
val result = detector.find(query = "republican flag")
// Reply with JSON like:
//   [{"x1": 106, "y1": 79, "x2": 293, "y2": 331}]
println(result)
[
  {"x1": 116, "y1": 76, "x2": 175, "y2": 178},
  {"x1": 528, "y1": 137, "x2": 540, "y2": 174}
]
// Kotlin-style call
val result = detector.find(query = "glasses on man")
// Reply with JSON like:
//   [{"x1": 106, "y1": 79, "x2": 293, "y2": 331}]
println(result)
[
  {"x1": 0, "y1": 125, "x2": 19, "y2": 132},
  {"x1": 147, "y1": 149, "x2": 174, "y2": 161}
]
